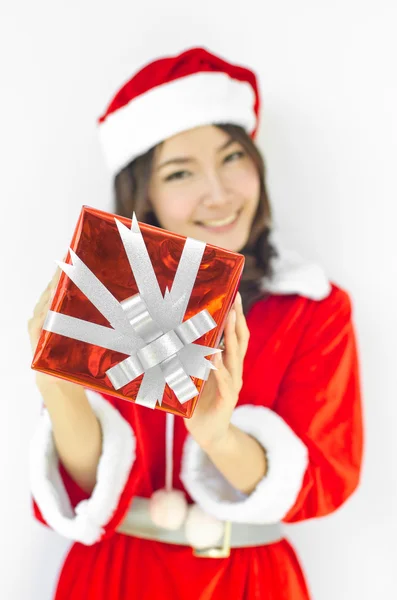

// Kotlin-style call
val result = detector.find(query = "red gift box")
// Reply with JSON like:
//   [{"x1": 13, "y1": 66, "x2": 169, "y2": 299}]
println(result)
[{"x1": 31, "y1": 206, "x2": 245, "y2": 418}]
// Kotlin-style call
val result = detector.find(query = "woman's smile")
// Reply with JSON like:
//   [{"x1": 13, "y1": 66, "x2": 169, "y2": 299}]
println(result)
[{"x1": 194, "y1": 208, "x2": 242, "y2": 233}]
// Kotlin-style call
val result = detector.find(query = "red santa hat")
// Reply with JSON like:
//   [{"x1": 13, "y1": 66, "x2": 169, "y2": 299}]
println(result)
[{"x1": 97, "y1": 47, "x2": 260, "y2": 177}]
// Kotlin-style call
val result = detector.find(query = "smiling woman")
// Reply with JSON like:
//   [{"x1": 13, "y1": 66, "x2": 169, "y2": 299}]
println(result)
[
  {"x1": 29, "y1": 46, "x2": 363, "y2": 600},
  {"x1": 115, "y1": 123, "x2": 277, "y2": 313}
]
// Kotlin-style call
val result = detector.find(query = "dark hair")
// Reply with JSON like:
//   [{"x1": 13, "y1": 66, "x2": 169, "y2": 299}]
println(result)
[{"x1": 113, "y1": 124, "x2": 277, "y2": 313}]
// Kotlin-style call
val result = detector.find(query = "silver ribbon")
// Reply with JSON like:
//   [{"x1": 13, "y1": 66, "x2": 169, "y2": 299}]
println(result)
[{"x1": 43, "y1": 213, "x2": 220, "y2": 409}]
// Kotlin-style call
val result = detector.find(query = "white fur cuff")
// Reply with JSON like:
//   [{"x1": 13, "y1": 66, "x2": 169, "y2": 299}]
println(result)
[
  {"x1": 30, "y1": 390, "x2": 136, "y2": 545},
  {"x1": 181, "y1": 405, "x2": 308, "y2": 523}
]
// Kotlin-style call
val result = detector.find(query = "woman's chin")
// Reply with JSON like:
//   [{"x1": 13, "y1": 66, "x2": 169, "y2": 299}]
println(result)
[{"x1": 191, "y1": 227, "x2": 246, "y2": 252}]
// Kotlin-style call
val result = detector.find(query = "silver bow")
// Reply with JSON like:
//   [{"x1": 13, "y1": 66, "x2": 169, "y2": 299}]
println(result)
[{"x1": 43, "y1": 214, "x2": 221, "y2": 409}]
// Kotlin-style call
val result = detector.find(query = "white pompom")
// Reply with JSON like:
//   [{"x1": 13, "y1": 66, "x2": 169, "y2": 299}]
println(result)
[
  {"x1": 184, "y1": 504, "x2": 224, "y2": 549},
  {"x1": 149, "y1": 489, "x2": 188, "y2": 530}
]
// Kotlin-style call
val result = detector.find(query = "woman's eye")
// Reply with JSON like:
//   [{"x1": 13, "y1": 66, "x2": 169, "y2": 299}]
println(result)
[
  {"x1": 223, "y1": 151, "x2": 245, "y2": 163},
  {"x1": 164, "y1": 170, "x2": 191, "y2": 182}
]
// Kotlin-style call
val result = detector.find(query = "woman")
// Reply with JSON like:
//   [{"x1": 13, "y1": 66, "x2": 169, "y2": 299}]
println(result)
[{"x1": 28, "y1": 47, "x2": 363, "y2": 599}]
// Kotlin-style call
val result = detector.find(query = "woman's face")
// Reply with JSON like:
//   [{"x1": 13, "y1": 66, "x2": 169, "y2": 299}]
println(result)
[{"x1": 148, "y1": 125, "x2": 260, "y2": 252}]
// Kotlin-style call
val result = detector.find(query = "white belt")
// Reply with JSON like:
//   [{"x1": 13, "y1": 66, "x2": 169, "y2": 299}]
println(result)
[{"x1": 116, "y1": 497, "x2": 284, "y2": 558}]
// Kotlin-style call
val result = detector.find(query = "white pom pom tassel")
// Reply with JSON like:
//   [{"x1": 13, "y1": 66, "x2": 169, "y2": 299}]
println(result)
[
  {"x1": 184, "y1": 504, "x2": 224, "y2": 549},
  {"x1": 149, "y1": 488, "x2": 188, "y2": 530},
  {"x1": 149, "y1": 413, "x2": 187, "y2": 530}
]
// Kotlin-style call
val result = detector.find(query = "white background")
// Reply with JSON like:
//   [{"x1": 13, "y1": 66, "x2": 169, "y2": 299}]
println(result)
[{"x1": 1, "y1": 1, "x2": 396, "y2": 598}]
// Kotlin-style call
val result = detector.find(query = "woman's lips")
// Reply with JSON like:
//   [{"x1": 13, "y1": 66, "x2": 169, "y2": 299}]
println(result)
[{"x1": 195, "y1": 209, "x2": 241, "y2": 233}]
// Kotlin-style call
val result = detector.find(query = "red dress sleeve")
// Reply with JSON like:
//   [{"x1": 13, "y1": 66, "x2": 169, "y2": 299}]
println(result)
[
  {"x1": 274, "y1": 286, "x2": 363, "y2": 522},
  {"x1": 181, "y1": 285, "x2": 363, "y2": 526}
]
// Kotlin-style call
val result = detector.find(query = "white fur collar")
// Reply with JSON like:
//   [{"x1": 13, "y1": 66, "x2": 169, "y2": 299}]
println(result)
[{"x1": 261, "y1": 232, "x2": 331, "y2": 301}]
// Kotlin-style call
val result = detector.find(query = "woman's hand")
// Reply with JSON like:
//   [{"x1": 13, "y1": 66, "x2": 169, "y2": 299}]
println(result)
[
  {"x1": 184, "y1": 292, "x2": 250, "y2": 451},
  {"x1": 28, "y1": 265, "x2": 65, "y2": 389}
]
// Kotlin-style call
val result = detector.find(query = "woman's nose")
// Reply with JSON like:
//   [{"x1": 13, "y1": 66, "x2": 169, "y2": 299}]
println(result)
[{"x1": 201, "y1": 173, "x2": 231, "y2": 207}]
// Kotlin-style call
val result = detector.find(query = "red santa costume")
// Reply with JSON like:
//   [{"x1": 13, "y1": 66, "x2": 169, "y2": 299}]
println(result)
[{"x1": 29, "y1": 48, "x2": 363, "y2": 599}]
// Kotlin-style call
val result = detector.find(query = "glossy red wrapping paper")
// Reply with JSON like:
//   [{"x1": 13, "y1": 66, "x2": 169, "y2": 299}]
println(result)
[{"x1": 31, "y1": 206, "x2": 245, "y2": 417}]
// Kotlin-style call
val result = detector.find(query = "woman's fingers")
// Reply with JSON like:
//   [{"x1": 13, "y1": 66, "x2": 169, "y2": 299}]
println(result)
[
  {"x1": 213, "y1": 352, "x2": 236, "y2": 407},
  {"x1": 28, "y1": 264, "x2": 62, "y2": 353},
  {"x1": 234, "y1": 292, "x2": 250, "y2": 358},
  {"x1": 33, "y1": 267, "x2": 60, "y2": 316},
  {"x1": 222, "y1": 307, "x2": 243, "y2": 392},
  {"x1": 217, "y1": 292, "x2": 250, "y2": 395},
  {"x1": 49, "y1": 264, "x2": 62, "y2": 292}
]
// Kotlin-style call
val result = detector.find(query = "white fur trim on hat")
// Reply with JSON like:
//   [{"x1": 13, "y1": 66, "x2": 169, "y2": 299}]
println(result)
[
  {"x1": 180, "y1": 405, "x2": 308, "y2": 523},
  {"x1": 29, "y1": 390, "x2": 136, "y2": 545},
  {"x1": 98, "y1": 72, "x2": 256, "y2": 177}
]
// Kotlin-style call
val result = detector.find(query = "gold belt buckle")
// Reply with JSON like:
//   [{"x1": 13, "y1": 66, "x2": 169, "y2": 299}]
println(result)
[{"x1": 192, "y1": 521, "x2": 232, "y2": 559}]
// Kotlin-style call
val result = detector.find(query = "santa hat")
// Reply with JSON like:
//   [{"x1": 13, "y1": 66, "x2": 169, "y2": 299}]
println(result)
[{"x1": 97, "y1": 47, "x2": 260, "y2": 177}]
